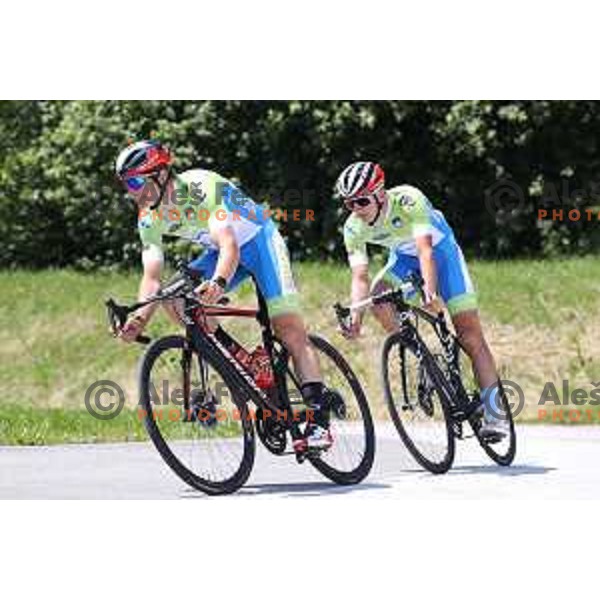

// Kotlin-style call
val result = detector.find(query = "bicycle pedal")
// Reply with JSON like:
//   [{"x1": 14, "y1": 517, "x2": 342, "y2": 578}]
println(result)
[
  {"x1": 292, "y1": 443, "x2": 326, "y2": 463},
  {"x1": 479, "y1": 432, "x2": 505, "y2": 445},
  {"x1": 295, "y1": 452, "x2": 307, "y2": 464}
]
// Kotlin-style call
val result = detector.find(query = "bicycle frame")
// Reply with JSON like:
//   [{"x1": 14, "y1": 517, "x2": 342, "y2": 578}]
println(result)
[
  {"x1": 335, "y1": 280, "x2": 482, "y2": 427},
  {"x1": 106, "y1": 268, "x2": 307, "y2": 442},
  {"x1": 391, "y1": 302, "x2": 482, "y2": 424}
]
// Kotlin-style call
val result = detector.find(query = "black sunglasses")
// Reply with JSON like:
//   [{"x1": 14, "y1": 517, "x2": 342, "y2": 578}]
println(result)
[{"x1": 344, "y1": 196, "x2": 373, "y2": 210}]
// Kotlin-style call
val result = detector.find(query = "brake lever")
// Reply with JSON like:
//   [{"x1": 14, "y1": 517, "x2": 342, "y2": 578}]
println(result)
[
  {"x1": 333, "y1": 302, "x2": 352, "y2": 333},
  {"x1": 106, "y1": 298, "x2": 151, "y2": 344},
  {"x1": 106, "y1": 298, "x2": 130, "y2": 334}
]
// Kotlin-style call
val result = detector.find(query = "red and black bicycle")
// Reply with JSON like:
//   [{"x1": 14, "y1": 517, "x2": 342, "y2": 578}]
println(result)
[{"x1": 106, "y1": 264, "x2": 375, "y2": 495}]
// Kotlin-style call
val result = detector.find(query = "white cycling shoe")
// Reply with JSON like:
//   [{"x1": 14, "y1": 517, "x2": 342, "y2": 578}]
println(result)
[{"x1": 293, "y1": 424, "x2": 333, "y2": 452}]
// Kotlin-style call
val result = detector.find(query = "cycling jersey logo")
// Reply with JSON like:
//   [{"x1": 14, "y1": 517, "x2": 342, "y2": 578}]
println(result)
[
  {"x1": 399, "y1": 194, "x2": 415, "y2": 207},
  {"x1": 373, "y1": 232, "x2": 390, "y2": 241}
]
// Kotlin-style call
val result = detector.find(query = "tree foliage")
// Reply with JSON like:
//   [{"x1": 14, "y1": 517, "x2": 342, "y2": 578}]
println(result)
[{"x1": 1, "y1": 100, "x2": 599, "y2": 268}]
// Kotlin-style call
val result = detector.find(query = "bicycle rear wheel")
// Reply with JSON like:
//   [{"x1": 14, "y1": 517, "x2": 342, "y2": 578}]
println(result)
[
  {"x1": 139, "y1": 335, "x2": 255, "y2": 495},
  {"x1": 281, "y1": 334, "x2": 375, "y2": 485},
  {"x1": 450, "y1": 342, "x2": 517, "y2": 466},
  {"x1": 382, "y1": 331, "x2": 455, "y2": 474},
  {"x1": 470, "y1": 383, "x2": 517, "y2": 466}
]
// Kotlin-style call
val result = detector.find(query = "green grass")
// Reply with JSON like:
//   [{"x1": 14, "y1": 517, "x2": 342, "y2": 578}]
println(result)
[
  {"x1": 0, "y1": 403, "x2": 245, "y2": 445},
  {"x1": 0, "y1": 404, "x2": 148, "y2": 445},
  {"x1": 470, "y1": 256, "x2": 600, "y2": 327},
  {"x1": 1, "y1": 257, "x2": 600, "y2": 444}
]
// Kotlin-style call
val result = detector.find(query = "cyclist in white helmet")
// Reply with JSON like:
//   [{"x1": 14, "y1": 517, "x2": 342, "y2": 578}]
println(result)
[
  {"x1": 336, "y1": 161, "x2": 508, "y2": 439},
  {"x1": 114, "y1": 140, "x2": 332, "y2": 450}
]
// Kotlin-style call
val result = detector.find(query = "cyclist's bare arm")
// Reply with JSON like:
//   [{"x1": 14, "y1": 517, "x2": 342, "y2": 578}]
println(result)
[
  {"x1": 209, "y1": 224, "x2": 240, "y2": 284},
  {"x1": 351, "y1": 263, "x2": 370, "y2": 315},
  {"x1": 194, "y1": 225, "x2": 240, "y2": 306},
  {"x1": 415, "y1": 234, "x2": 442, "y2": 311},
  {"x1": 342, "y1": 264, "x2": 370, "y2": 338},
  {"x1": 137, "y1": 256, "x2": 163, "y2": 322},
  {"x1": 118, "y1": 256, "x2": 162, "y2": 342}
]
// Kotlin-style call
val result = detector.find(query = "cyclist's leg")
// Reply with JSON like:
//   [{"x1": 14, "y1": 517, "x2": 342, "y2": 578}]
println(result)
[
  {"x1": 371, "y1": 250, "x2": 420, "y2": 332},
  {"x1": 435, "y1": 239, "x2": 504, "y2": 424},
  {"x1": 240, "y1": 222, "x2": 314, "y2": 377},
  {"x1": 240, "y1": 222, "x2": 331, "y2": 440}
]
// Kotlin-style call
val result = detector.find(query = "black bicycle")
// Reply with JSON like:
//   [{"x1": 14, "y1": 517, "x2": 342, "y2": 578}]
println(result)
[
  {"x1": 334, "y1": 274, "x2": 516, "y2": 474},
  {"x1": 106, "y1": 264, "x2": 375, "y2": 495}
]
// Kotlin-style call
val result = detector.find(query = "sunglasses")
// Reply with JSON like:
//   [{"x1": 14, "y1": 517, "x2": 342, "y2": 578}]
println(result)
[
  {"x1": 124, "y1": 175, "x2": 147, "y2": 192},
  {"x1": 344, "y1": 196, "x2": 373, "y2": 210}
]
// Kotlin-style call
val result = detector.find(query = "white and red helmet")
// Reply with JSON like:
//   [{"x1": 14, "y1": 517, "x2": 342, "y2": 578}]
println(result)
[
  {"x1": 115, "y1": 140, "x2": 172, "y2": 179},
  {"x1": 335, "y1": 162, "x2": 385, "y2": 198}
]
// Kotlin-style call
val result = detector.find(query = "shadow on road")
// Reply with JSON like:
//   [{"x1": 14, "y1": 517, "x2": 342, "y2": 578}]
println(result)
[
  {"x1": 181, "y1": 481, "x2": 391, "y2": 498},
  {"x1": 447, "y1": 464, "x2": 556, "y2": 477},
  {"x1": 400, "y1": 464, "x2": 556, "y2": 477}
]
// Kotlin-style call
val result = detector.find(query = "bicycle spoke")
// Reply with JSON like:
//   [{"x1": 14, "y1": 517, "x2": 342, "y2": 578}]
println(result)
[
  {"x1": 383, "y1": 332, "x2": 454, "y2": 473},
  {"x1": 302, "y1": 335, "x2": 375, "y2": 484},
  {"x1": 140, "y1": 336, "x2": 254, "y2": 494}
]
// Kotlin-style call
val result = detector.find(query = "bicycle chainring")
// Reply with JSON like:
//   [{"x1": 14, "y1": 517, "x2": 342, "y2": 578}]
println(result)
[{"x1": 255, "y1": 407, "x2": 287, "y2": 455}]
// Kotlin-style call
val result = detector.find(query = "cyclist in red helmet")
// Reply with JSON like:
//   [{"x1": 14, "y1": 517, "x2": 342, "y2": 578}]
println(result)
[
  {"x1": 113, "y1": 140, "x2": 333, "y2": 450},
  {"x1": 336, "y1": 161, "x2": 507, "y2": 439}
]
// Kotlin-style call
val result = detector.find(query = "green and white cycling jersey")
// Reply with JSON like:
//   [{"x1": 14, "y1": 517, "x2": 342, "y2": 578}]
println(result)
[
  {"x1": 343, "y1": 184, "x2": 454, "y2": 267},
  {"x1": 343, "y1": 184, "x2": 478, "y2": 315},
  {"x1": 138, "y1": 169, "x2": 268, "y2": 265},
  {"x1": 137, "y1": 168, "x2": 299, "y2": 316}
]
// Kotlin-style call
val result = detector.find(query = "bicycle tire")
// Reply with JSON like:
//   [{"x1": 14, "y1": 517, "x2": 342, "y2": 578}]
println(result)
[
  {"x1": 305, "y1": 334, "x2": 375, "y2": 485},
  {"x1": 472, "y1": 381, "x2": 517, "y2": 466},
  {"x1": 382, "y1": 331, "x2": 455, "y2": 474},
  {"x1": 139, "y1": 335, "x2": 255, "y2": 495}
]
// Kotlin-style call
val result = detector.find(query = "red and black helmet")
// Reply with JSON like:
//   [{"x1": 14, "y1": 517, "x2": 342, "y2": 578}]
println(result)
[
  {"x1": 335, "y1": 162, "x2": 385, "y2": 198},
  {"x1": 115, "y1": 140, "x2": 172, "y2": 179}
]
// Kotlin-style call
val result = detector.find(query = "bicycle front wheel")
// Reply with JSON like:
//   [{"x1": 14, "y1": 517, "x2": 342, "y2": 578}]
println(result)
[
  {"x1": 139, "y1": 335, "x2": 255, "y2": 495},
  {"x1": 382, "y1": 331, "x2": 455, "y2": 474}
]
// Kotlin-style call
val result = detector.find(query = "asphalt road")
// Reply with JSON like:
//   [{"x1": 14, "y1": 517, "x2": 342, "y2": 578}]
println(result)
[{"x1": 1, "y1": 425, "x2": 598, "y2": 499}]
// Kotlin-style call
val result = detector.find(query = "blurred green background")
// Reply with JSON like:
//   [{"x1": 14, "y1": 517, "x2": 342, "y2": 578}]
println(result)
[
  {"x1": 3, "y1": 100, "x2": 600, "y2": 268},
  {"x1": 1, "y1": 100, "x2": 599, "y2": 443}
]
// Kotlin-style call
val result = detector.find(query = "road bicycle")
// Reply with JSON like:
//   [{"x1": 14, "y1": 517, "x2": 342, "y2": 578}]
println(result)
[
  {"x1": 106, "y1": 264, "x2": 375, "y2": 494},
  {"x1": 334, "y1": 274, "x2": 516, "y2": 474}
]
